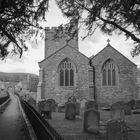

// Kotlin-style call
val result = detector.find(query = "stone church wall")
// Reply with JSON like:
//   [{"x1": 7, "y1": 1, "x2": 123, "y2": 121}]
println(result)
[
  {"x1": 39, "y1": 46, "x2": 90, "y2": 104},
  {"x1": 91, "y1": 45, "x2": 138, "y2": 105}
]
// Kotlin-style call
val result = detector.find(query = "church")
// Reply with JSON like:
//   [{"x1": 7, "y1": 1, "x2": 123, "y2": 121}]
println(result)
[{"x1": 37, "y1": 27, "x2": 138, "y2": 106}]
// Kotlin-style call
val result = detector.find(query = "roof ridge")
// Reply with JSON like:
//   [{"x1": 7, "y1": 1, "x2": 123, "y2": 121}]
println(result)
[
  {"x1": 91, "y1": 43, "x2": 137, "y2": 66},
  {"x1": 39, "y1": 44, "x2": 89, "y2": 64}
]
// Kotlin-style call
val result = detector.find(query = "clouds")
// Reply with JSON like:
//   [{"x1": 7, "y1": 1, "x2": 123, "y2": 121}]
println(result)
[
  {"x1": 0, "y1": 39, "x2": 44, "y2": 75},
  {"x1": 0, "y1": 0, "x2": 140, "y2": 75}
]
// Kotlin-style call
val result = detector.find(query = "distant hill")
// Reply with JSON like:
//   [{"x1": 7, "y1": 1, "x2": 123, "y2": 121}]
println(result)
[{"x1": 0, "y1": 72, "x2": 38, "y2": 82}]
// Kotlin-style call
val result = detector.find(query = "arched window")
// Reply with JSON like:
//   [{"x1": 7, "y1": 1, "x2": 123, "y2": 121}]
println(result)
[
  {"x1": 59, "y1": 58, "x2": 75, "y2": 86},
  {"x1": 102, "y1": 59, "x2": 117, "y2": 86}
]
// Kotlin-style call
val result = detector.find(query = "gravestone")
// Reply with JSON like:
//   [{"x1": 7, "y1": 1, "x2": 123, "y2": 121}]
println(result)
[
  {"x1": 126, "y1": 99, "x2": 135, "y2": 109},
  {"x1": 46, "y1": 98, "x2": 56, "y2": 112},
  {"x1": 27, "y1": 97, "x2": 36, "y2": 109},
  {"x1": 65, "y1": 102, "x2": 76, "y2": 120},
  {"x1": 80, "y1": 98, "x2": 88, "y2": 115},
  {"x1": 135, "y1": 100, "x2": 140, "y2": 109},
  {"x1": 38, "y1": 100, "x2": 46, "y2": 113},
  {"x1": 83, "y1": 109, "x2": 100, "y2": 134},
  {"x1": 75, "y1": 102, "x2": 80, "y2": 115},
  {"x1": 111, "y1": 101, "x2": 125, "y2": 121},
  {"x1": 57, "y1": 103, "x2": 65, "y2": 112},
  {"x1": 124, "y1": 104, "x2": 132, "y2": 115},
  {"x1": 106, "y1": 120, "x2": 128, "y2": 140},
  {"x1": 85, "y1": 100, "x2": 98, "y2": 110},
  {"x1": 38, "y1": 100, "x2": 52, "y2": 119},
  {"x1": 80, "y1": 98, "x2": 88, "y2": 108}
]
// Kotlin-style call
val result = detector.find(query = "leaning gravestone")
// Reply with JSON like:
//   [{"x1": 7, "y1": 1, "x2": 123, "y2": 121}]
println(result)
[
  {"x1": 111, "y1": 101, "x2": 125, "y2": 121},
  {"x1": 83, "y1": 108, "x2": 100, "y2": 134},
  {"x1": 85, "y1": 100, "x2": 98, "y2": 110},
  {"x1": 106, "y1": 120, "x2": 128, "y2": 140},
  {"x1": 65, "y1": 102, "x2": 76, "y2": 120}
]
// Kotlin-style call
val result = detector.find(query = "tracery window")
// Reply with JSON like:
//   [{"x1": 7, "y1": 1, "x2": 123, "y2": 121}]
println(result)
[
  {"x1": 102, "y1": 59, "x2": 117, "y2": 86},
  {"x1": 59, "y1": 58, "x2": 75, "y2": 86}
]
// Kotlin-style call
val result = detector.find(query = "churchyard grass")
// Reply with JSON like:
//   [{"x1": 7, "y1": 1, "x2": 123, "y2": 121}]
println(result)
[{"x1": 47, "y1": 109, "x2": 140, "y2": 140}]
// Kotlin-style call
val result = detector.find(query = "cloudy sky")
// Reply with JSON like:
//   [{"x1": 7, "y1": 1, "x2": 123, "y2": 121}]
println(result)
[{"x1": 0, "y1": 0, "x2": 140, "y2": 75}]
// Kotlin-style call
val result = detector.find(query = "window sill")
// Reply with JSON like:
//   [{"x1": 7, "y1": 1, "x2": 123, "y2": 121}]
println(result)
[
  {"x1": 59, "y1": 86, "x2": 76, "y2": 89},
  {"x1": 102, "y1": 85, "x2": 118, "y2": 88}
]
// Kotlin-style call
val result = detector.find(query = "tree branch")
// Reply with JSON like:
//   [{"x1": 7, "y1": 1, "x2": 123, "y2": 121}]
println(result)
[
  {"x1": 0, "y1": 26, "x2": 23, "y2": 57},
  {"x1": 98, "y1": 16, "x2": 140, "y2": 43}
]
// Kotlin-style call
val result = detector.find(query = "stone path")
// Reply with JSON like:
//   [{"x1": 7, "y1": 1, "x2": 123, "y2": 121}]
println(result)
[{"x1": 0, "y1": 93, "x2": 30, "y2": 140}]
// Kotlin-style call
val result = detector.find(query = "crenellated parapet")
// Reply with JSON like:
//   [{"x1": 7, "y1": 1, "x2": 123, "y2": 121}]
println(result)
[{"x1": 44, "y1": 26, "x2": 78, "y2": 58}]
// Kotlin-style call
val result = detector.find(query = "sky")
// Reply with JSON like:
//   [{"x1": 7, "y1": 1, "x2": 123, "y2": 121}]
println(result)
[{"x1": 0, "y1": 0, "x2": 140, "y2": 75}]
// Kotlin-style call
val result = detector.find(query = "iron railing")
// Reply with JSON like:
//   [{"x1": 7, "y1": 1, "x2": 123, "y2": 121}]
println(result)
[
  {"x1": 0, "y1": 94, "x2": 9, "y2": 105},
  {"x1": 18, "y1": 96, "x2": 64, "y2": 140}
]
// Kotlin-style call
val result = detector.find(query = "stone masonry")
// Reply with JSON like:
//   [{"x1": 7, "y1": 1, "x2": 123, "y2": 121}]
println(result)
[
  {"x1": 91, "y1": 43, "x2": 138, "y2": 105},
  {"x1": 37, "y1": 27, "x2": 91, "y2": 104},
  {"x1": 37, "y1": 26, "x2": 138, "y2": 105}
]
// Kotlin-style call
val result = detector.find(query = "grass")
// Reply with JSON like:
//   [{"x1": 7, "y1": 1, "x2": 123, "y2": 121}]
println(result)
[
  {"x1": 47, "y1": 109, "x2": 140, "y2": 140},
  {"x1": 48, "y1": 112, "x2": 83, "y2": 134}
]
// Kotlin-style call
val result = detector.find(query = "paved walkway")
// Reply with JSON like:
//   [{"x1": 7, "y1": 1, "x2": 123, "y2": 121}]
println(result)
[{"x1": 0, "y1": 93, "x2": 30, "y2": 140}]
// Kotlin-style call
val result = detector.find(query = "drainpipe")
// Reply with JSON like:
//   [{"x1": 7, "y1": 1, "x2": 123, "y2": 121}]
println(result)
[{"x1": 89, "y1": 59, "x2": 96, "y2": 101}]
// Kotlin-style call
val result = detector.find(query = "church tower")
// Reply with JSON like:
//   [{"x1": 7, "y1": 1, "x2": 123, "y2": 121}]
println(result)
[{"x1": 44, "y1": 26, "x2": 78, "y2": 58}]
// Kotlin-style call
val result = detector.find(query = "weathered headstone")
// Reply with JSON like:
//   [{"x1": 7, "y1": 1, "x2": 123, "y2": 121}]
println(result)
[
  {"x1": 80, "y1": 98, "x2": 88, "y2": 108},
  {"x1": 65, "y1": 102, "x2": 76, "y2": 120},
  {"x1": 111, "y1": 101, "x2": 125, "y2": 121},
  {"x1": 83, "y1": 109, "x2": 100, "y2": 134},
  {"x1": 80, "y1": 98, "x2": 88, "y2": 115},
  {"x1": 135, "y1": 100, "x2": 140, "y2": 109},
  {"x1": 124, "y1": 104, "x2": 132, "y2": 115},
  {"x1": 57, "y1": 103, "x2": 65, "y2": 112},
  {"x1": 126, "y1": 99, "x2": 135, "y2": 109},
  {"x1": 106, "y1": 120, "x2": 128, "y2": 140},
  {"x1": 38, "y1": 100, "x2": 45, "y2": 113},
  {"x1": 85, "y1": 100, "x2": 98, "y2": 110},
  {"x1": 38, "y1": 100, "x2": 52, "y2": 119},
  {"x1": 75, "y1": 102, "x2": 80, "y2": 115},
  {"x1": 46, "y1": 98, "x2": 56, "y2": 112}
]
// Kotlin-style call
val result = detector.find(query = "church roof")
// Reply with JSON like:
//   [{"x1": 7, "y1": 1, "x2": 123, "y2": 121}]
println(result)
[
  {"x1": 91, "y1": 41, "x2": 137, "y2": 66},
  {"x1": 39, "y1": 44, "x2": 89, "y2": 64}
]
